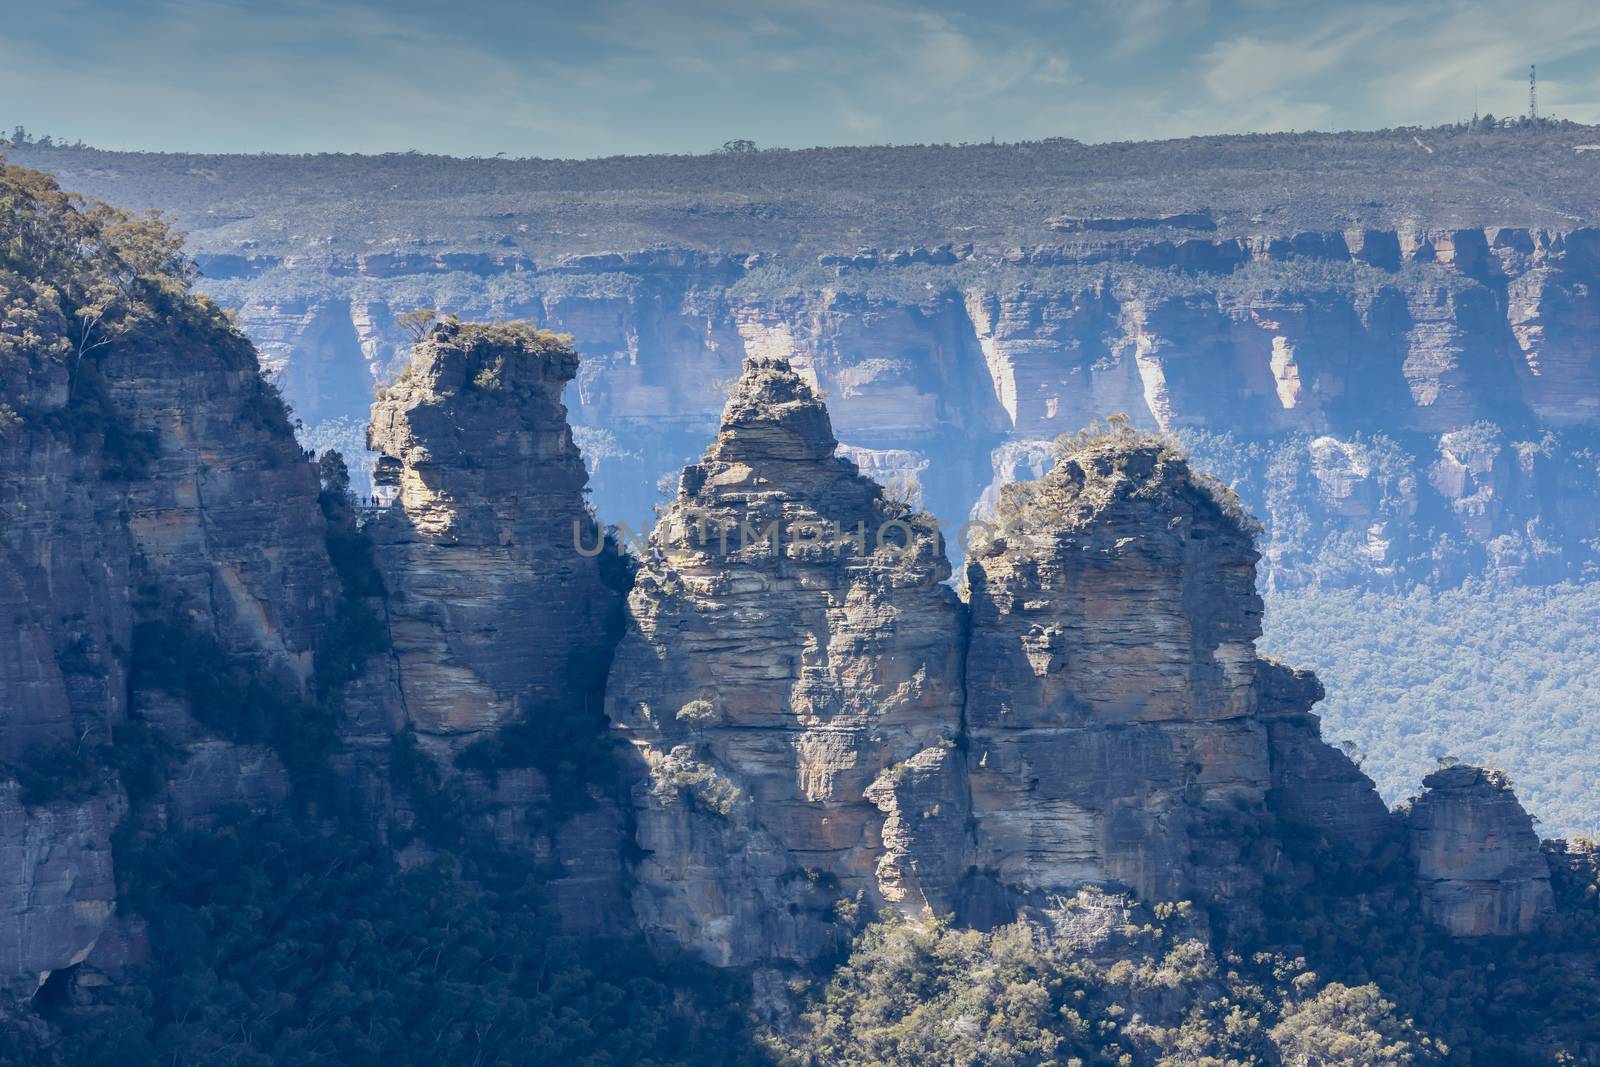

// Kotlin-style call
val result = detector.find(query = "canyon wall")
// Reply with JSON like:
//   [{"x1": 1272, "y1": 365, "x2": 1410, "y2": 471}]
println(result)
[
  {"x1": 15, "y1": 133, "x2": 1600, "y2": 590},
  {"x1": 3, "y1": 155, "x2": 1591, "y2": 1012},
  {"x1": 180, "y1": 233, "x2": 1600, "y2": 589}
]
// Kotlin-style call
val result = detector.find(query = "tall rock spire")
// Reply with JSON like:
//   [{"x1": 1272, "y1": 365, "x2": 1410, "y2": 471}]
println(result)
[
  {"x1": 609, "y1": 356, "x2": 968, "y2": 966},
  {"x1": 962, "y1": 423, "x2": 1389, "y2": 907},
  {"x1": 367, "y1": 321, "x2": 619, "y2": 736},
  {"x1": 365, "y1": 320, "x2": 629, "y2": 931}
]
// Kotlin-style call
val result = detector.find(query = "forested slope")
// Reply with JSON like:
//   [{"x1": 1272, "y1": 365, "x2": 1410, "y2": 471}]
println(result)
[{"x1": 1263, "y1": 582, "x2": 1600, "y2": 837}]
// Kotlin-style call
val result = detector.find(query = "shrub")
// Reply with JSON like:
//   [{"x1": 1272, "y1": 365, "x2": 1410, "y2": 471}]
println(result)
[{"x1": 675, "y1": 698, "x2": 721, "y2": 726}]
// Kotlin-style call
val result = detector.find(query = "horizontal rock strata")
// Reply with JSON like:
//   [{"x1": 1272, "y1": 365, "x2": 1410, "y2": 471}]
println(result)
[{"x1": 608, "y1": 356, "x2": 967, "y2": 965}]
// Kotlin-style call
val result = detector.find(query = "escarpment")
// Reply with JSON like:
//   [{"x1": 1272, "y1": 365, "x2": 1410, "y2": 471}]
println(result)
[
  {"x1": 23, "y1": 134, "x2": 1600, "y2": 591},
  {"x1": 0, "y1": 164, "x2": 338, "y2": 994},
  {"x1": 607, "y1": 356, "x2": 967, "y2": 966}
]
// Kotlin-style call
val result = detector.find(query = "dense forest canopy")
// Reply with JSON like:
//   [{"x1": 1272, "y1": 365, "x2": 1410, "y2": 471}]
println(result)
[{"x1": 1262, "y1": 582, "x2": 1600, "y2": 838}]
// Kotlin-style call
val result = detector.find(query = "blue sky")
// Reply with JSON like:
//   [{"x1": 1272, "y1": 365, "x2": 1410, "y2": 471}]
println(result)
[{"x1": 5, "y1": 0, "x2": 1600, "y2": 156}]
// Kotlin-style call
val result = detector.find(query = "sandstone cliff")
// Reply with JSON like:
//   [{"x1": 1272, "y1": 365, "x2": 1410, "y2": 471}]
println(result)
[
  {"x1": 0, "y1": 784, "x2": 118, "y2": 997},
  {"x1": 962, "y1": 426, "x2": 1389, "y2": 911},
  {"x1": 367, "y1": 320, "x2": 618, "y2": 738},
  {"x1": 0, "y1": 163, "x2": 337, "y2": 994},
  {"x1": 217, "y1": 243, "x2": 1600, "y2": 592},
  {"x1": 20, "y1": 136, "x2": 1600, "y2": 591},
  {"x1": 608, "y1": 355, "x2": 967, "y2": 965}
]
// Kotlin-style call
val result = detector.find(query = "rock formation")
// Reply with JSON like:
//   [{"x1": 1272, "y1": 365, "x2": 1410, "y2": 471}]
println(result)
[
  {"x1": 961, "y1": 425, "x2": 1389, "y2": 909},
  {"x1": 365, "y1": 319, "x2": 629, "y2": 929},
  {"x1": 22, "y1": 136, "x2": 1600, "y2": 591},
  {"x1": 607, "y1": 377, "x2": 1405, "y2": 965},
  {"x1": 0, "y1": 163, "x2": 338, "y2": 992},
  {"x1": 1407, "y1": 764, "x2": 1554, "y2": 936},
  {"x1": 2, "y1": 158, "x2": 1588, "y2": 1037},
  {"x1": 607, "y1": 355, "x2": 967, "y2": 965},
  {"x1": 367, "y1": 320, "x2": 619, "y2": 739}
]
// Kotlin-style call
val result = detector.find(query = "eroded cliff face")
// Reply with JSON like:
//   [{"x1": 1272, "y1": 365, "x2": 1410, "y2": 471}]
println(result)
[
  {"x1": 0, "y1": 170, "x2": 635, "y2": 994},
  {"x1": 961, "y1": 431, "x2": 1389, "y2": 910},
  {"x1": 179, "y1": 231, "x2": 1600, "y2": 590},
  {"x1": 608, "y1": 356, "x2": 967, "y2": 966},
  {"x1": 0, "y1": 167, "x2": 339, "y2": 993},
  {"x1": 1407, "y1": 765, "x2": 1555, "y2": 936},
  {"x1": 367, "y1": 321, "x2": 618, "y2": 738},
  {"x1": 0, "y1": 291, "x2": 335, "y2": 763}
]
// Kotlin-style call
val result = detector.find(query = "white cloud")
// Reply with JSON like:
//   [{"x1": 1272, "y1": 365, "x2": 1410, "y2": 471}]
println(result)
[
  {"x1": 1101, "y1": 0, "x2": 1212, "y2": 59},
  {"x1": 6, "y1": 0, "x2": 1600, "y2": 156}
]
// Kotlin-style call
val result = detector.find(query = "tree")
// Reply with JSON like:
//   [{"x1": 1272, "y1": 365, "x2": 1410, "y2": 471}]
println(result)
[
  {"x1": 397, "y1": 307, "x2": 437, "y2": 342},
  {"x1": 1270, "y1": 983, "x2": 1431, "y2": 1066},
  {"x1": 318, "y1": 449, "x2": 351, "y2": 496}
]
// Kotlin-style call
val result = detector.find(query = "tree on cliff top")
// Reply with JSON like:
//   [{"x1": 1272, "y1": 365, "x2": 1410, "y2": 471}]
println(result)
[
  {"x1": 397, "y1": 307, "x2": 436, "y2": 341},
  {"x1": 0, "y1": 160, "x2": 267, "y2": 421}
]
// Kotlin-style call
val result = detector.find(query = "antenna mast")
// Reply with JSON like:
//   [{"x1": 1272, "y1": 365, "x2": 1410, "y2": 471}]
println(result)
[{"x1": 1529, "y1": 64, "x2": 1538, "y2": 121}]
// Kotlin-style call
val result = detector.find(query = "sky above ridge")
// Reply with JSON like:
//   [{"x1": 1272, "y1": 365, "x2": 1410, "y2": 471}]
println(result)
[{"x1": 4, "y1": 0, "x2": 1600, "y2": 157}]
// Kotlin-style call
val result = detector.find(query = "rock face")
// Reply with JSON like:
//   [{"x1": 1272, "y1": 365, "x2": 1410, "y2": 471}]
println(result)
[
  {"x1": 962, "y1": 429, "x2": 1388, "y2": 907},
  {"x1": 0, "y1": 300, "x2": 335, "y2": 763},
  {"x1": 22, "y1": 137, "x2": 1600, "y2": 589},
  {"x1": 1407, "y1": 765, "x2": 1554, "y2": 936},
  {"x1": 367, "y1": 321, "x2": 619, "y2": 737},
  {"x1": 0, "y1": 784, "x2": 119, "y2": 997},
  {"x1": 0, "y1": 164, "x2": 338, "y2": 992},
  {"x1": 608, "y1": 356, "x2": 967, "y2": 966}
]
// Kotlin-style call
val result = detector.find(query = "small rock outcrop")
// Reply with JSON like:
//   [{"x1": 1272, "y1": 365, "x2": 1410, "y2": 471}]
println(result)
[
  {"x1": 608, "y1": 356, "x2": 967, "y2": 966},
  {"x1": 1407, "y1": 764, "x2": 1554, "y2": 936},
  {"x1": 0, "y1": 784, "x2": 118, "y2": 997},
  {"x1": 368, "y1": 321, "x2": 620, "y2": 738}
]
